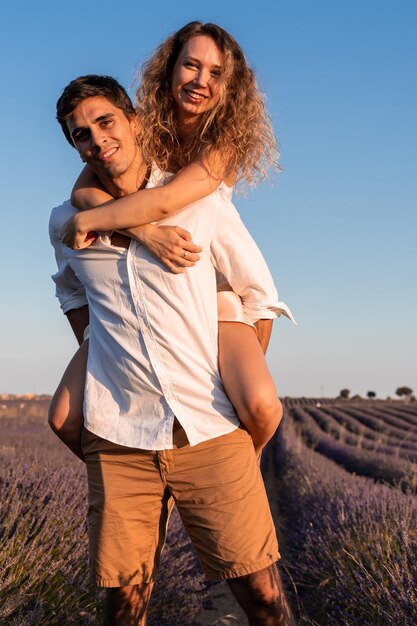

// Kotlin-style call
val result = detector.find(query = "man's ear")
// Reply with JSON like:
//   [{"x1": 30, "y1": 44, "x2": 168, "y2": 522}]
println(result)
[{"x1": 131, "y1": 114, "x2": 140, "y2": 135}]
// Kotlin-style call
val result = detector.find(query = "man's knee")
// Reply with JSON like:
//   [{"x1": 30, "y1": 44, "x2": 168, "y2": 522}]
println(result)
[
  {"x1": 233, "y1": 565, "x2": 280, "y2": 602},
  {"x1": 245, "y1": 582, "x2": 281, "y2": 615},
  {"x1": 105, "y1": 583, "x2": 153, "y2": 625},
  {"x1": 227, "y1": 564, "x2": 294, "y2": 625}
]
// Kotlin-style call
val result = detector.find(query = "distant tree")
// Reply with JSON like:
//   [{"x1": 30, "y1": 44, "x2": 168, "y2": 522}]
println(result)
[
  {"x1": 396, "y1": 386, "x2": 413, "y2": 401},
  {"x1": 351, "y1": 394, "x2": 362, "y2": 400},
  {"x1": 367, "y1": 391, "x2": 376, "y2": 399},
  {"x1": 339, "y1": 389, "x2": 350, "y2": 399}
]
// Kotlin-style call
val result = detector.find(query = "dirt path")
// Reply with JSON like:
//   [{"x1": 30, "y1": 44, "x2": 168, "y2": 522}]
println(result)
[{"x1": 197, "y1": 581, "x2": 247, "y2": 625}]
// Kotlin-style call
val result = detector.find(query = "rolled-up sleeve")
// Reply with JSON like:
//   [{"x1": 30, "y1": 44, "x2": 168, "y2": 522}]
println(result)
[
  {"x1": 49, "y1": 205, "x2": 88, "y2": 314},
  {"x1": 210, "y1": 197, "x2": 295, "y2": 324}
]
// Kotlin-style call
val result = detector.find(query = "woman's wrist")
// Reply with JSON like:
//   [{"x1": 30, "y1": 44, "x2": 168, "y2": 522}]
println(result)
[
  {"x1": 130, "y1": 224, "x2": 154, "y2": 244},
  {"x1": 74, "y1": 211, "x2": 90, "y2": 235},
  {"x1": 76, "y1": 208, "x2": 103, "y2": 234}
]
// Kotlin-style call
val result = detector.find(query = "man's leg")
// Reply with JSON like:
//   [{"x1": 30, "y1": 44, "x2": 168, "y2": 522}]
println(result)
[
  {"x1": 227, "y1": 564, "x2": 296, "y2": 626},
  {"x1": 167, "y1": 427, "x2": 294, "y2": 625},
  {"x1": 105, "y1": 583, "x2": 153, "y2": 626},
  {"x1": 81, "y1": 429, "x2": 172, "y2": 626}
]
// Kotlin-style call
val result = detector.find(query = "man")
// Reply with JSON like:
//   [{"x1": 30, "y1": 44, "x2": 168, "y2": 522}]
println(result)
[{"x1": 50, "y1": 75, "x2": 294, "y2": 625}]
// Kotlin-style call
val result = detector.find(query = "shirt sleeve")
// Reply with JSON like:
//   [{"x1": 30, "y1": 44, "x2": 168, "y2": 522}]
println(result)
[
  {"x1": 49, "y1": 206, "x2": 88, "y2": 314},
  {"x1": 210, "y1": 195, "x2": 295, "y2": 324}
]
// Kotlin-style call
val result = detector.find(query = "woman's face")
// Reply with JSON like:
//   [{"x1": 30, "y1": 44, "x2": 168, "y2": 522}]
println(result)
[{"x1": 171, "y1": 35, "x2": 224, "y2": 128}]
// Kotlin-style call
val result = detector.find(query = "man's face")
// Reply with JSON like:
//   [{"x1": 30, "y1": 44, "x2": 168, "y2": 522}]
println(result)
[{"x1": 66, "y1": 96, "x2": 139, "y2": 181}]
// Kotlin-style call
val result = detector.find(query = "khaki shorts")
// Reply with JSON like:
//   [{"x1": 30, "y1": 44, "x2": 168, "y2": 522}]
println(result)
[{"x1": 81, "y1": 426, "x2": 280, "y2": 587}]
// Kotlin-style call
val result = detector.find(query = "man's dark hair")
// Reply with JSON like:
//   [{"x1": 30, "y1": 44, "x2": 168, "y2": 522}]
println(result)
[{"x1": 56, "y1": 74, "x2": 136, "y2": 146}]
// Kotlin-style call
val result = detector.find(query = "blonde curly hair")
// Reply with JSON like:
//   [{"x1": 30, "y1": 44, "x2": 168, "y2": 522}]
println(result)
[{"x1": 135, "y1": 21, "x2": 279, "y2": 187}]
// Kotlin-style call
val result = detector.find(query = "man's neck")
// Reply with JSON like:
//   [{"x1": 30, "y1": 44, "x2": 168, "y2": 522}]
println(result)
[{"x1": 100, "y1": 153, "x2": 148, "y2": 198}]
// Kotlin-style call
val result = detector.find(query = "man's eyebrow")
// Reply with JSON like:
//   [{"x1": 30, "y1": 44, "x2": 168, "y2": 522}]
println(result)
[
  {"x1": 71, "y1": 113, "x2": 115, "y2": 139},
  {"x1": 94, "y1": 113, "x2": 116, "y2": 123}
]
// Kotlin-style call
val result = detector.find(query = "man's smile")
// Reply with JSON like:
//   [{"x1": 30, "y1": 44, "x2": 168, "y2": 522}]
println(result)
[{"x1": 97, "y1": 147, "x2": 119, "y2": 161}]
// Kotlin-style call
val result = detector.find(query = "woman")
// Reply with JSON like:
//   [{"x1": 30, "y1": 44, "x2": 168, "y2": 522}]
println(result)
[{"x1": 49, "y1": 21, "x2": 293, "y2": 459}]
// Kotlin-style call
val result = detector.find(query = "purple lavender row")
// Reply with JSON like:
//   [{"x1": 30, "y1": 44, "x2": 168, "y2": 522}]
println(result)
[
  {"x1": 357, "y1": 404, "x2": 417, "y2": 429},
  {"x1": 269, "y1": 418, "x2": 417, "y2": 625},
  {"x1": 339, "y1": 406, "x2": 417, "y2": 443},
  {"x1": 323, "y1": 404, "x2": 417, "y2": 439},
  {"x1": 282, "y1": 398, "x2": 417, "y2": 436},
  {"x1": 304, "y1": 406, "x2": 417, "y2": 461},
  {"x1": 290, "y1": 407, "x2": 415, "y2": 490},
  {"x1": 396, "y1": 404, "x2": 417, "y2": 417},
  {"x1": 347, "y1": 404, "x2": 417, "y2": 433}
]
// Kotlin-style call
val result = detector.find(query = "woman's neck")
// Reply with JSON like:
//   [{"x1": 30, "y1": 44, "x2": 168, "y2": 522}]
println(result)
[
  {"x1": 178, "y1": 116, "x2": 203, "y2": 149},
  {"x1": 167, "y1": 121, "x2": 202, "y2": 173}
]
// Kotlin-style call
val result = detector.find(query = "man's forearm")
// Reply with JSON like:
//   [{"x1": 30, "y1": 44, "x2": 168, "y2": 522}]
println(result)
[
  {"x1": 66, "y1": 305, "x2": 89, "y2": 345},
  {"x1": 255, "y1": 319, "x2": 273, "y2": 354}
]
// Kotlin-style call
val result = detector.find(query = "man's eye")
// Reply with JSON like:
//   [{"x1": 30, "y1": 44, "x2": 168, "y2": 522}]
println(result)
[
  {"x1": 100, "y1": 120, "x2": 112, "y2": 128},
  {"x1": 74, "y1": 130, "x2": 89, "y2": 141}
]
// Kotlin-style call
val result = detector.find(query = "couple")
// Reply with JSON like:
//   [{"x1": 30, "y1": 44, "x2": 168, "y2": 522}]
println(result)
[{"x1": 49, "y1": 21, "x2": 295, "y2": 626}]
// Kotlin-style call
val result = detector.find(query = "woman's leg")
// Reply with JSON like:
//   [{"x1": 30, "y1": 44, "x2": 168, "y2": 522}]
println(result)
[
  {"x1": 218, "y1": 322, "x2": 283, "y2": 455},
  {"x1": 48, "y1": 340, "x2": 88, "y2": 461}
]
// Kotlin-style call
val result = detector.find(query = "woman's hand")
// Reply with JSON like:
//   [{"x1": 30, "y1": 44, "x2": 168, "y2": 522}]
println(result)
[
  {"x1": 130, "y1": 224, "x2": 202, "y2": 273},
  {"x1": 62, "y1": 213, "x2": 97, "y2": 250}
]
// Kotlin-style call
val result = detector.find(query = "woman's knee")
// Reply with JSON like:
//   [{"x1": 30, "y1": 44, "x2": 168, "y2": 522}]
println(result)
[
  {"x1": 48, "y1": 396, "x2": 62, "y2": 432},
  {"x1": 241, "y1": 387, "x2": 282, "y2": 428},
  {"x1": 48, "y1": 391, "x2": 82, "y2": 435}
]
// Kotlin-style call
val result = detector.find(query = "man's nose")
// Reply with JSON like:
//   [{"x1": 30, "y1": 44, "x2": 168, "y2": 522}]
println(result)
[{"x1": 90, "y1": 127, "x2": 107, "y2": 149}]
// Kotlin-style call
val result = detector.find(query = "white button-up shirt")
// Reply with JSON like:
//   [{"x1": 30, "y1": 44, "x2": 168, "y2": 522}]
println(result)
[{"x1": 49, "y1": 170, "x2": 294, "y2": 449}]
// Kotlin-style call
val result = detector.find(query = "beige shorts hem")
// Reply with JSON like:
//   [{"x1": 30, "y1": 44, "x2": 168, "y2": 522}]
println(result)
[
  {"x1": 204, "y1": 551, "x2": 281, "y2": 581},
  {"x1": 94, "y1": 573, "x2": 156, "y2": 588}
]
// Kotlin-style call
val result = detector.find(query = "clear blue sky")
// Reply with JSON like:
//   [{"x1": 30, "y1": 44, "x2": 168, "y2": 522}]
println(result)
[{"x1": 1, "y1": 0, "x2": 415, "y2": 398}]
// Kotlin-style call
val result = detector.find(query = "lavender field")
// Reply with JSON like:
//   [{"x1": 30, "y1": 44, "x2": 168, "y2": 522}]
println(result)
[
  {"x1": 1, "y1": 398, "x2": 416, "y2": 625},
  {"x1": 274, "y1": 398, "x2": 417, "y2": 625},
  {"x1": 0, "y1": 400, "x2": 211, "y2": 626}
]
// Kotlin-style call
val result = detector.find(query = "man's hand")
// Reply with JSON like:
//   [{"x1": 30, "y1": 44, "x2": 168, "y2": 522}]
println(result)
[
  {"x1": 129, "y1": 224, "x2": 202, "y2": 274},
  {"x1": 62, "y1": 214, "x2": 97, "y2": 249}
]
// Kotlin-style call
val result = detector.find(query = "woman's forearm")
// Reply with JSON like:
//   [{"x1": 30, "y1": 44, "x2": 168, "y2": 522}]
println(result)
[
  {"x1": 73, "y1": 185, "x2": 172, "y2": 233},
  {"x1": 75, "y1": 162, "x2": 221, "y2": 233}
]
